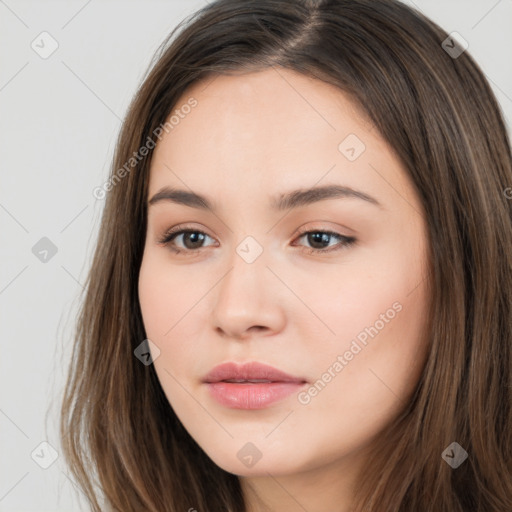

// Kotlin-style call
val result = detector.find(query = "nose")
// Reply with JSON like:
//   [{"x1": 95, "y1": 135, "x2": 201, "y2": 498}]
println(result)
[{"x1": 211, "y1": 247, "x2": 286, "y2": 341}]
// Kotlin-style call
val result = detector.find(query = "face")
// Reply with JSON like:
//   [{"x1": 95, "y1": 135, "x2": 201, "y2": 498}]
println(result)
[{"x1": 138, "y1": 67, "x2": 431, "y2": 481}]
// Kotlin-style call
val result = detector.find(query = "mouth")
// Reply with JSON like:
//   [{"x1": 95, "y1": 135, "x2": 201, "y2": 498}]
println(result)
[
  {"x1": 203, "y1": 361, "x2": 307, "y2": 384},
  {"x1": 203, "y1": 361, "x2": 307, "y2": 409}
]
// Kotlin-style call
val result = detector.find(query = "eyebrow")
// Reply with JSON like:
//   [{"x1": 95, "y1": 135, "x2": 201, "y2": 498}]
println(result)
[{"x1": 148, "y1": 184, "x2": 382, "y2": 211}]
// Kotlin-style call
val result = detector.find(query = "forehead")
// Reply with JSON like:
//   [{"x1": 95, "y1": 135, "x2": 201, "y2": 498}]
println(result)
[
  {"x1": 163, "y1": 67, "x2": 373, "y2": 150},
  {"x1": 148, "y1": 67, "x2": 412, "y2": 214}
]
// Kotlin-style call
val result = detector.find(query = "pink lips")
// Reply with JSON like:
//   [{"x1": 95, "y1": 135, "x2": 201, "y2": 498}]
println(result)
[{"x1": 203, "y1": 361, "x2": 307, "y2": 410}]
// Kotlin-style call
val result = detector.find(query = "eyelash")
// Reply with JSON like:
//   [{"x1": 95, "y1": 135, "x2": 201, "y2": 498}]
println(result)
[{"x1": 157, "y1": 224, "x2": 356, "y2": 256}]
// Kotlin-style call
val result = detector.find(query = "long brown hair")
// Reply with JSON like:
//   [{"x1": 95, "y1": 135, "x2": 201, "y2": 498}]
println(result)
[{"x1": 59, "y1": 0, "x2": 512, "y2": 510}]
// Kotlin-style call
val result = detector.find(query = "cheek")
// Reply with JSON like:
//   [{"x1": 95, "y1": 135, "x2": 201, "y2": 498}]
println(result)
[
  {"x1": 138, "y1": 252, "x2": 203, "y2": 360},
  {"x1": 138, "y1": 256, "x2": 207, "y2": 414},
  {"x1": 138, "y1": 258, "x2": 171, "y2": 340},
  {"x1": 138, "y1": 246, "x2": 206, "y2": 328},
  {"x1": 298, "y1": 230, "x2": 430, "y2": 398},
  {"x1": 297, "y1": 243, "x2": 427, "y2": 345},
  {"x1": 290, "y1": 271, "x2": 429, "y2": 465}
]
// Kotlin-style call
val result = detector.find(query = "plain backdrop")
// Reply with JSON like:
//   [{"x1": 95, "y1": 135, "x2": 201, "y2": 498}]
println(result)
[{"x1": 1, "y1": 1, "x2": 511, "y2": 510}]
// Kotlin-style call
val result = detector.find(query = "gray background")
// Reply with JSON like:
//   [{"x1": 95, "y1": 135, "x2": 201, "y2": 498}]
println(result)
[{"x1": 1, "y1": 1, "x2": 511, "y2": 510}]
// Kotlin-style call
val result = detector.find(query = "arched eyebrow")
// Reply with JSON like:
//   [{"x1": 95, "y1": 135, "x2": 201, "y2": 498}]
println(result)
[{"x1": 148, "y1": 184, "x2": 383, "y2": 211}]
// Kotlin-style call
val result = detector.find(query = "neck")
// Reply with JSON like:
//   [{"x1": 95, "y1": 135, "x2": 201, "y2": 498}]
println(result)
[{"x1": 239, "y1": 445, "x2": 369, "y2": 512}]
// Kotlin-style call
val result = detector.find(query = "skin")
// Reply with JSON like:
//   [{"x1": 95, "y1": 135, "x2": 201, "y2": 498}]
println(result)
[{"x1": 138, "y1": 67, "x2": 431, "y2": 512}]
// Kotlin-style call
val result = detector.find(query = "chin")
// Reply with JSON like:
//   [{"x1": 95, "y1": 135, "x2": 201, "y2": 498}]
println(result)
[{"x1": 199, "y1": 441, "x2": 310, "y2": 477}]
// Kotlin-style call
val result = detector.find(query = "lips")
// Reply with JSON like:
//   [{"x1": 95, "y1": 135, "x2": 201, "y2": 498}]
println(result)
[
  {"x1": 203, "y1": 362, "x2": 307, "y2": 409},
  {"x1": 203, "y1": 361, "x2": 307, "y2": 384}
]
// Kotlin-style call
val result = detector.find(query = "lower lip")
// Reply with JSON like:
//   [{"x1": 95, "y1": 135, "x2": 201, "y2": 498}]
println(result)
[{"x1": 205, "y1": 381, "x2": 306, "y2": 409}]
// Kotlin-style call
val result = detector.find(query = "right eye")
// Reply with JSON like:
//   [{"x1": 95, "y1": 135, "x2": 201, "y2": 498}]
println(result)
[{"x1": 158, "y1": 226, "x2": 217, "y2": 254}]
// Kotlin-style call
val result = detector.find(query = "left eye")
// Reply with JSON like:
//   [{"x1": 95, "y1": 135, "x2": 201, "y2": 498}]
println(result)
[
  {"x1": 158, "y1": 228, "x2": 356, "y2": 254},
  {"x1": 294, "y1": 230, "x2": 356, "y2": 253}
]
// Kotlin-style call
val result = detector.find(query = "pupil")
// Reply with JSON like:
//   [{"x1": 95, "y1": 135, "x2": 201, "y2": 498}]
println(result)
[
  {"x1": 185, "y1": 232, "x2": 204, "y2": 249},
  {"x1": 309, "y1": 232, "x2": 330, "y2": 249}
]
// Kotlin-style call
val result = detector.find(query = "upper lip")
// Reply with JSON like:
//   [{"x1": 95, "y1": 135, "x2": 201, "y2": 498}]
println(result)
[{"x1": 203, "y1": 361, "x2": 307, "y2": 384}]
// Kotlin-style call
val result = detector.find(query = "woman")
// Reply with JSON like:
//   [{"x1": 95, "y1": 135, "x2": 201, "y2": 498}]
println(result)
[{"x1": 60, "y1": 0, "x2": 512, "y2": 510}]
